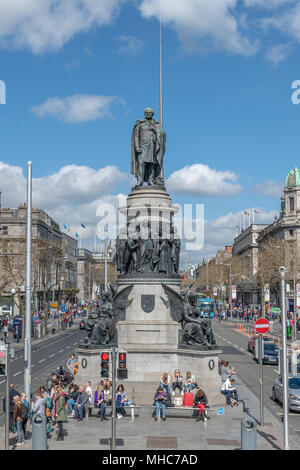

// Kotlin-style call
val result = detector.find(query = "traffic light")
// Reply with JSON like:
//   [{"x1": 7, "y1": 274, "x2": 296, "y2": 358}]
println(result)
[
  {"x1": 0, "y1": 345, "x2": 7, "y2": 376},
  {"x1": 100, "y1": 351, "x2": 110, "y2": 378},
  {"x1": 117, "y1": 351, "x2": 128, "y2": 379}
]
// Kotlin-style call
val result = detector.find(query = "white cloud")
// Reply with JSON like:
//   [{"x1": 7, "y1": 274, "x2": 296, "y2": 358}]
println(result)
[
  {"x1": 244, "y1": 0, "x2": 295, "y2": 9},
  {"x1": 167, "y1": 164, "x2": 242, "y2": 197},
  {"x1": 139, "y1": 0, "x2": 258, "y2": 56},
  {"x1": 0, "y1": 161, "x2": 128, "y2": 210},
  {"x1": 31, "y1": 94, "x2": 124, "y2": 123},
  {"x1": 0, "y1": 0, "x2": 123, "y2": 54},
  {"x1": 261, "y1": 2, "x2": 300, "y2": 41},
  {"x1": 0, "y1": 161, "x2": 129, "y2": 249},
  {"x1": 180, "y1": 208, "x2": 278, "y2": 264},
  {"x1": 265, "y1": 43, "x2": 292, "y2": 66},
  {"x1": 64, "y1": 58, "x2": 81, "y2": 70},
  {"x1": 117, "y1": 35, "x2": 144, "y2": 56},
  {"x1": 253, "y1": 180, "x2": 284, "y2": 198}
]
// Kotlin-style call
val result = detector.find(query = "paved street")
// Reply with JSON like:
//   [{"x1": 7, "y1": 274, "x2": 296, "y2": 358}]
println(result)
[
  {"x1": 0, "y1": 322, "x2": 85, "y2": 425},
  {"x1": 213, "y1": 320, "x2": 300, "y2": 444},
  {"x1": 1, "y1": 318, "x2": 300, "y2": 450}
]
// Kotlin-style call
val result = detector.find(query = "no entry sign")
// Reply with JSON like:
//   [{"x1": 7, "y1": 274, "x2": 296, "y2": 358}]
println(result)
[{"x1": 255, "y1": 318, "x2": 270, "y2": 335}]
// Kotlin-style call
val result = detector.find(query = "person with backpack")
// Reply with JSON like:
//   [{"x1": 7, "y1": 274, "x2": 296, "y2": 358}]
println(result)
[
  {"x1": 20, "y1": 392, "x2": 29, "y2": 439},
  {"x1": 31, "y1": 390, "x2": 46, "y2": 420}
]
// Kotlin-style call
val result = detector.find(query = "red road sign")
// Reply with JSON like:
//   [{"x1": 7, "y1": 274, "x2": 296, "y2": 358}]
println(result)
[{"x1": 255, "y1": 318, "x2": 270, "y2": 335}]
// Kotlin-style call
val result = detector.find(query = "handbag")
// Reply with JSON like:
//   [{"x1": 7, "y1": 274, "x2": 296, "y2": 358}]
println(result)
[{"x1": 45, "y1": 405, "x2": 51, "y2": 419}]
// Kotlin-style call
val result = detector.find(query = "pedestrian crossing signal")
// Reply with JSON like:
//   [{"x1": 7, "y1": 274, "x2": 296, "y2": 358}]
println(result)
[
  {"x1": 100, "y1": 351, "x2": 110, "y2": 378},
  {"x1": 117, "y1": 351, "x2": 127, "y2": 379}
]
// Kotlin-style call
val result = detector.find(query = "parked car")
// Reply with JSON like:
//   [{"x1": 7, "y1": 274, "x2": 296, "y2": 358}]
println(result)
[
  {"x1": 262, "y1": 342, "x2": 279, "y2": 365},
  {"x1": 248, "y1": 335, "x2": 272, "y2": 354},
  {"x1": 272, "y1": 375, "x2": 300, "y2": 411},
  {"x1": 79, "y1": 320, "x2": 86, "y2": 330}
]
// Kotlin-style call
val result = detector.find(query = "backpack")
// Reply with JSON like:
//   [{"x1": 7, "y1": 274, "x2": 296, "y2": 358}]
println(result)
[{"x1": 21, "y1": 403, "x2": 29, "y2": 420}]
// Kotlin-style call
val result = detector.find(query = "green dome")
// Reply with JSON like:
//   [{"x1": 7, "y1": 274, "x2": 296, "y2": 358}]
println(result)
[{"x1": 286, "y1": 167, "x2": 300, "y2": 187}]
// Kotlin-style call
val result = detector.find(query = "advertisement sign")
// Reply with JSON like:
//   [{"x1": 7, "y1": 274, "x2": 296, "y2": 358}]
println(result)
[
  {"x1": 213, "y1": 287, "x2": 218, "y2": 297},
  {"x1": 264, "y1": 284, "x2": 270, "y2": 302},
  {"x1": 232, "y1": 285, "x2": 237, "y2": 300},
  {"x1": 297, "y1": 284, "x2": 300, "y2": 309}
]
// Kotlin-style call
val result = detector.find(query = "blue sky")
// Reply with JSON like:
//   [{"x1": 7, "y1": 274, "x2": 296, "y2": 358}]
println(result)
[{"x1": 1, "y1": 0, "x2": 300, "y2": 266}]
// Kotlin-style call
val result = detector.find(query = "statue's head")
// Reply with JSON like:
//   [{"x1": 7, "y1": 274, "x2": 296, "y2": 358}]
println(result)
[{"x1": 144, "y1": 107, "x2": 155, "y2": 119}]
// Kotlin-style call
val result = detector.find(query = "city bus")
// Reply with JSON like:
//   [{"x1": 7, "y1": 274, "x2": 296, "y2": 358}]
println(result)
[{"x1": 198, "y1": 298, "x2": 215, "y2": 319}]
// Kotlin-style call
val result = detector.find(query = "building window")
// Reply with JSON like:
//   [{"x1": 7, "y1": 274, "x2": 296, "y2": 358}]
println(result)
[
  {"x1": 289, "y1": 197, "x2": 295, "y2": 212},
  {"x1": 289, "y1": 229, "x2": 294, "y2": 237},
  {"x1": 1, "y1": 226, "x2": 8, "y2": 235}
]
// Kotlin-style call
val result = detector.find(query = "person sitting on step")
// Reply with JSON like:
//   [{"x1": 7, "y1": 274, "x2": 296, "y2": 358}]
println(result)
[
  {"x1": 171, "y1": 369, "x2": 184, "y2": 396},
  {"x1": 193, "y1": 389, "x2": 210, "y2": 422}
]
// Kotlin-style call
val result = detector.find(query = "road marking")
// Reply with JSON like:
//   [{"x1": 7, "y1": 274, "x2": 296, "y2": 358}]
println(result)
[
  {"x1": 66, "y1": 346, "x2": 71, "y2": 349},
  {"x1": 39, "y1": 359, "x2": 45, "y2": 363},
  {"x1": 49, "y1": 354, "x2": 55, "y2": 358},
  {"x1": 13, "y1": 371, "x2": 21, "y2": 377},
  {"x1": 58, "y1": 350, "x2": 64, "y2": 353},
  {"x1": 31, "y1": 365, "x2": 35, "y2": 368},
  {"x1": 73, "y1": 343, "x2": 77, "y2": 345},
  {"x1": 0, "y1": 380, "x2": 5, "y2": 384}
]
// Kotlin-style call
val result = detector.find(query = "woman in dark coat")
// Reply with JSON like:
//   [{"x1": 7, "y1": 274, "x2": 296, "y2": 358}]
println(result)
[
  {"x1": 54, "y1": 385, "x2": 67, "y2": 441},
  {"x1": 193, "y1": 389, "x2": 210, "y2": 422}
]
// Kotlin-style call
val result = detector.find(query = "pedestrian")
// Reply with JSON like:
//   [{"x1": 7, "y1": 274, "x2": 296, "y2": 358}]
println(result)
[
  {"x1": 193, "y1": 389, "x2": 210, "y2": 422},
  {"x1": 85, "y1": 380, "x2": 93, "y2": 416},
  {"x1": 116, "y1": 384, "x2": 129, "y2": 419},
  {"x1": 171, "y1": 369, "x2": 184, "y2": 396},
  {"x1": 220, "y1": 360, "x2": 236, "y2": 382},
  {"x1": 94, "y1": 383, "x2": 108, "y2": 421},
  {"x1": 31, "y1": 390, "x2": 46, "y2": 420},
  {"x1": 67, "y1": 383, "x2": 79, "y2": 417},
  {"x1": 153, "y1": 386, "x2": 167, "y2": 421},
  {"x1": 184, "y1": 371, "x2": 197, "y2": 393},
  {"x1": 74, "y1": 385, "x2": 89, "y2": 421},
  {"x1": 2, "y1": 384, "x2": 20, "y2": 431},
  {"x1": 221, "y1": 378, "x2": 239, "y2": 406},
  {"x1": 12, "y1": 395, "x2": 24, "y2": 446},
  {"x1": 20, "y1": 392, "x2": 30, "y2": 440},
  {"x1": 3, "y1": 324, "x2": 8, "y2": 343},
  {"x1": 53, "y1": 385, "x2": 67, "y2": 441},
  {"x1": 46, "y1": 372, "x2": 58, "y2": 392},
  {"x1": 67, "y1": 353, "x2": 76, "y2": 370}
]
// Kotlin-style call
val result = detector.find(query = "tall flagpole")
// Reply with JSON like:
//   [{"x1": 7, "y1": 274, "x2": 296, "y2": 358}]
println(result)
[{"x1": 160, "y1": 19, "x2": 163, "y2": 127}]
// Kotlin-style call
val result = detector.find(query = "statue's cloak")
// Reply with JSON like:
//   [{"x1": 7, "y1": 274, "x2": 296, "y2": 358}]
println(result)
[{"x1": 131, "y1": 119, "x2": 166, "y2": 181}]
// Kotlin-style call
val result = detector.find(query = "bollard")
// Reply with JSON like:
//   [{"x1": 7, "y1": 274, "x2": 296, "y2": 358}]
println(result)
[
  {"x1": 32, "y1": 413, "x2": 47, "y2": 450},
  {"x1": 241, "y1": 416, "x2": 257, "y2": 450}
]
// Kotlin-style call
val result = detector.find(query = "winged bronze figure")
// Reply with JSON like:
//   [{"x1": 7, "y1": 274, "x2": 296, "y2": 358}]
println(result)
[
  {"x1": 162, "y1": 284, "x2": 217, "y2": 350},
  {"x1": 85, "y1": 284, "x2": 133, "y2": 346}
]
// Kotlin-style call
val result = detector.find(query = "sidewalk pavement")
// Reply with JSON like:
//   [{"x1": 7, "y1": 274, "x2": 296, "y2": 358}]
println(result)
[{"x1": 1, "y1": 369, "x2": 299, "y2": 451}]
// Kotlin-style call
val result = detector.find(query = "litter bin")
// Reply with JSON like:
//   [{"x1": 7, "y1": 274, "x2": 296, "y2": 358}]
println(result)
[
  {"x1": 287, "y1": 325, "x2": 292, "y2": 340},
  {"x1": 32, "y1": 413, "x2": 47, "y2": 450},
  {"x1": 241, "y1": 416, "x2": 257, "y2": 450}
]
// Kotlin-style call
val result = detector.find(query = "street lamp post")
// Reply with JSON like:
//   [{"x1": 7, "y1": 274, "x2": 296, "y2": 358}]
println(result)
[
  {"x1": 280, "y1": 266, "x2": 289, "y2": 451},
  {"x1": 24, "y1": 161, "x2": 32, "y2": 404}
]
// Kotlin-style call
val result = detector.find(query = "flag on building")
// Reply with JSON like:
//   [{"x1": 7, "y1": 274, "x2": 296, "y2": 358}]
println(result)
[
  {"x1": 81, "y1": 224, "x2": 86, "y2": 229},
  {"x1": 75, "y1": 232, "x2": 79, "y2": 238}
]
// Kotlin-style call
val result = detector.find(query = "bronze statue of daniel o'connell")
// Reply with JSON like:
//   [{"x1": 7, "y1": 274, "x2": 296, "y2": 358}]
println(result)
[{"x1": 131, "y1": 107, "x2": 166, "y2": 187}]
